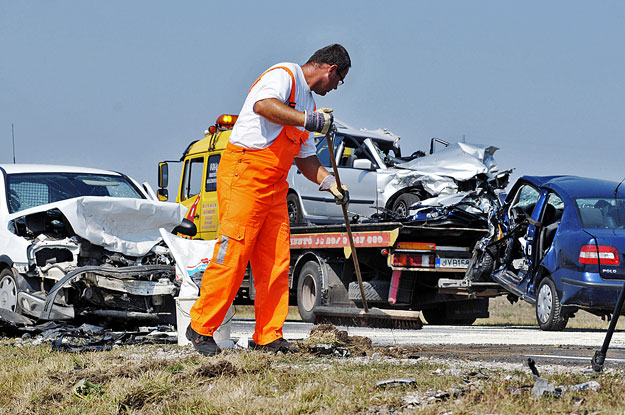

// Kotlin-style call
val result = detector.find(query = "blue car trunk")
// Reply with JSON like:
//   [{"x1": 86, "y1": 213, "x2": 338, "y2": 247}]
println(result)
[{"x1": 584, "y1": 228, "x2": 625, "y2": 280}]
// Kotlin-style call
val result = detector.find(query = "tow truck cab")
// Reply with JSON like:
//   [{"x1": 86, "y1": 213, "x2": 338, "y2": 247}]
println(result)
[{"x1": 157, "y1": 114, "x2": 237, "y2": 240}]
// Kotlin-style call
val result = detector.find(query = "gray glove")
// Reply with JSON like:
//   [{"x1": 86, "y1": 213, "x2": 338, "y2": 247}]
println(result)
[
  {"x1": 304, "y1": 108, "x2": 334, "y2": 134},
  {"x1": 319, "y1": 175, "x2": 349, "y2": 205}
]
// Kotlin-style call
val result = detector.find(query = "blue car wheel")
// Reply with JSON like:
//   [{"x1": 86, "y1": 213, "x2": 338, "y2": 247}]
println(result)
[{"x1": 536, "y1": 276, "x2": 568, "y2": 331}]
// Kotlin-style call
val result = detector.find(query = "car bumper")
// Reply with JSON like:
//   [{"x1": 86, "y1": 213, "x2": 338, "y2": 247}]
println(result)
[{"x1": 561, "y1": 274, "x2": 624, "y2": 310}]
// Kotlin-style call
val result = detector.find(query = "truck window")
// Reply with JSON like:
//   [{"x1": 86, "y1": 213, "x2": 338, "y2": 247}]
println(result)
[
  {"x1": 181, "y1": 157, "x2": 204, "y2": 200},
  {"x1": 205, "y1": 154, "x2": 220, "y2": 192}
]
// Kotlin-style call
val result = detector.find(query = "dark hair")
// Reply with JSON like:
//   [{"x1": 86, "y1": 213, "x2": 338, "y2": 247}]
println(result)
[{"x1": 306, "y1": 44, "x2": 351, "y2": 72}]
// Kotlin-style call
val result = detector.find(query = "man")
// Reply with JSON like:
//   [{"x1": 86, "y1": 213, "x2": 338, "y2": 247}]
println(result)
[{"x1": 187, "y1": 44, "x2": 351, "y2": 355}]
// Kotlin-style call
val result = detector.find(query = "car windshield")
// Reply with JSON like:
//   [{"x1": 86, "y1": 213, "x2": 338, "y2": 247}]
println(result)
[
  {"x1": 6, "y1": 172, "x2": 144, "y2": 213},
  {"x1": 575, "y1": 197, "x2": 625, "y2": 228}
]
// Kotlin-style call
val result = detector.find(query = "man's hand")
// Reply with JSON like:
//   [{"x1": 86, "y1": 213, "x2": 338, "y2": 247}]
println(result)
[
  {"x1": 319, "y1": 175, "x2": 349, "y2": 205},
  {"x1": 304, "y1": 108, "x2": 334, "y2": 135}
]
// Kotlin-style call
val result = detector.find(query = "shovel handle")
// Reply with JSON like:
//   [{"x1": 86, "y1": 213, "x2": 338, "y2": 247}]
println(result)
[{"x1": 324, "y1": 130, "x2": 369, "y2": 313}]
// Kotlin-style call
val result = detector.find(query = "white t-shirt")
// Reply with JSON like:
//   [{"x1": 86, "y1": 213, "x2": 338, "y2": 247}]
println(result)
[{"x1": 229, "y1": 62, "x2": 317, "y2": 159}]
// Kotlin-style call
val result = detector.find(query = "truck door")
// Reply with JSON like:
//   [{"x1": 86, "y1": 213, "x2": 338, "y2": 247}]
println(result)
[
  {"x1": 179, "y1": 156, "x2": 205, "y2": 238},
  {"x1": 200, "y1": 153, "x2": 221, "y2": 240}
]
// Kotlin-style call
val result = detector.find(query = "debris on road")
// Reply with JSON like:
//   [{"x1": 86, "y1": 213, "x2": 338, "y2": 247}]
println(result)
[
  {"x1": 303, "y1": 324, "x2": 373, "y2": 357},
  {"x1": 375, "y1": 378, "x2": 417, "y2": 388}
]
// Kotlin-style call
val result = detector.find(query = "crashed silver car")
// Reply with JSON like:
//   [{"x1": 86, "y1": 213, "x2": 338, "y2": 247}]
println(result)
[
  {"x1": 286, "y1": 121, "x2": 504, "y2": 224},
  {"x1": 0, "y1": 164, "x2": 188, "y2": 324}
]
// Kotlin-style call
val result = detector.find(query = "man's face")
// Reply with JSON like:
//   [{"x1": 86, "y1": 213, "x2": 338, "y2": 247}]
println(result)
[{"x1": 315, "y1": 64, "x2": 349, "y2": 96}]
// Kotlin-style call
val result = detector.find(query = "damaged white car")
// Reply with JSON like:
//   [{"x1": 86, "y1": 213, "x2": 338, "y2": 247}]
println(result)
[
  {"x1": 286, "y1": 121, "x2": 504, "y2": 224},
  {"x1": 0, "y1": 164, "x2": 192, "y2": 324}
]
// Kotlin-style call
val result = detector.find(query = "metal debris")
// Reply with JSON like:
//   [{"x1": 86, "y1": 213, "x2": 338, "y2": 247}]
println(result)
[{"x1": 375, "y1": 378, "x2": 417, "y2": 388}]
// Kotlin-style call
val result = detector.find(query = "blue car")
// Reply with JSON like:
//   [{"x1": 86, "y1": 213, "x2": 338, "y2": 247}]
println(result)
[{"x1": 467, "y1": 175, "x2": 625, "y2": 330}]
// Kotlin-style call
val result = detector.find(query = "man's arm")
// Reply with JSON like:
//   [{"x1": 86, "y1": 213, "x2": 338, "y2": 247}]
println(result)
[
  {"x1": 254, "y1": 98, "x2": 305, "y2": 127},
  {"x1": 254, "y1": 98, "x2": 334, "y2": 134},
  {"x1": 294, "y1": 155, "x2": 330, "y2": 185}
]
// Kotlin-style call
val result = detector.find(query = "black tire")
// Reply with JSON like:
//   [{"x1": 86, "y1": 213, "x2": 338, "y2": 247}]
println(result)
[
  {"x1": 0, "y1": 268, "x2": 22, "y2": 314},
  {"x1": 296, "y1": 261, "x2": 323, "y2": 323},
  {"x1": 466, "y1": 247, "x2": 495, "y2": 282},
  {"x1": 421, "y1": 306, "x2": 477, "y2": 326},
  {"x1": 391, "y1": 193, "x2": 420, "y2": 218},
  {"x1": 421, "y1": 307, "x2": 444, "y2": 324},
  {"x1": 536, "y1": 276, "x2": 568, "y2": 331},
  {"x1": 287, "y1": 192, "x2": 303, "y2": 225}
]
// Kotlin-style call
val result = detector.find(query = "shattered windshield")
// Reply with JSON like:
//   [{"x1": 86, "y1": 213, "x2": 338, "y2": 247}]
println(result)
[
  {"x1": 575, "y1": 198, "x2": 625, "y2": 228},
  {"x1": 7, "y1": 172, "x2": 144, "y2": 213}
]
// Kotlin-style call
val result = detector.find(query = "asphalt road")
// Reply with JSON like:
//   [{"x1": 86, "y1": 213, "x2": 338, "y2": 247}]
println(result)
[{"x1": 231, "y1": 319, "x2": 625, "y2": 369}]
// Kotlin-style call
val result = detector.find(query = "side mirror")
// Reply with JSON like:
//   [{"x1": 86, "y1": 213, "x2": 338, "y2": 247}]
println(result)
[
  {"x1": 172, "y1": 218, "x2": 197, "y2": 237},
  {"x1": 158, "y1": 162, "x2": 169, "y2": 188},
  {"x1": 352, "y1": 159, "x2": 374, "y2": 170},
  {"x1": 157, "y1": 188, "x2": 168, "y2": 201}
]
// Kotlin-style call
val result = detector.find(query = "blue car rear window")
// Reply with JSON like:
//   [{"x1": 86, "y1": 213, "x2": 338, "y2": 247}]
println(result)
[{"x1": 575, "y1": 198, "x2": 625, "y2": 228}]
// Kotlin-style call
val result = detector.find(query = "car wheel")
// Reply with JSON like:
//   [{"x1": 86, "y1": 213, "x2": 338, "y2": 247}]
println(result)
[
  {"x1": 536, "y1": 276, "x2": 568, "y2": 331},
  {"x1": 296, "y1": 261, "x2": 322, "y2": 323},
  {"x1": 287, "y1": 192, "x2": 303, "y2": 225},
  {"x1": 392, "y1": 193, "x2": 420, "y2": 218},
  {"x1": 0, "y1": 268, "x2": 21, "y2": 313}
]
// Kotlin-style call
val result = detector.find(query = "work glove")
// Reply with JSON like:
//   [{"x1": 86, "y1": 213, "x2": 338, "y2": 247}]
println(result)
[
  {"x1": 304, "y1": 108, "x2": 334, "y2": 135},
  {"x1": 319, "y1": 175, "x2": 349, "y2": 205}
]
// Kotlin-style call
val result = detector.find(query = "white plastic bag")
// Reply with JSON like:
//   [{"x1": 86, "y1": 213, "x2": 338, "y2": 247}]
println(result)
[{"x1": 158, "y1": 229, "x2": 217, "y2": 297}]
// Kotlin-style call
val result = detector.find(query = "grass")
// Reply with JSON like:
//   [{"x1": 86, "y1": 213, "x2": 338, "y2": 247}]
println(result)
[
  {"x1": 1, "y1": 339, "x2": 623, "y2": 415},
  {"x1": 1, "y1": 298, "x2": 624, "y2": 414}
]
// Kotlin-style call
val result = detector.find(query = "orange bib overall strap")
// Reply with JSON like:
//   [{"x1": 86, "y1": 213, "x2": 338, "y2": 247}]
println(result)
[{"x1": 249, "y1": 66, "x2": 309, "y2": 145}]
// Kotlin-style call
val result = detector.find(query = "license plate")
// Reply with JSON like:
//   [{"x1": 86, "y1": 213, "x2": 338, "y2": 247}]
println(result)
[{"x1": 437, "y1": 257, "x2": 470, "y2": 269}]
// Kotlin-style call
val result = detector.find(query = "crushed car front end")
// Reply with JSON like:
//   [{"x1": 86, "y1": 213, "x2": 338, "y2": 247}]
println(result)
[{"x1": 0, "y1": 165, "x2": 187, "y2": 324}]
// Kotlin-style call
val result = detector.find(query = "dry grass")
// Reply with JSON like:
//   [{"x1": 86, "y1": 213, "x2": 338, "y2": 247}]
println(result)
[
  {"x1": 0, "y1": 340, "x2": 622, "y2": 415},
  {"x1": 1, "y1": 296, "x2": 623, "y2": 413}
]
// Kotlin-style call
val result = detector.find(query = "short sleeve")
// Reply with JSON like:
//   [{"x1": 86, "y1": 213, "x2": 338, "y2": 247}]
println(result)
[{"x1": 249, "y1": 68, "x2": 293, "y2": 106}]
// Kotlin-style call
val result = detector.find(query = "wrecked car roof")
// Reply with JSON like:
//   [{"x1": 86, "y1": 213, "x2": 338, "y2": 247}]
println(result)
[
  {"x1": 333, "y1": 120, "x2": 399, "y2": 143},
  {"x1": 521, "y1": 175, "x2": 623, "y2": 198},
  {"x1": 8, "y1": 196, "x2": 187, "y2": 257}
]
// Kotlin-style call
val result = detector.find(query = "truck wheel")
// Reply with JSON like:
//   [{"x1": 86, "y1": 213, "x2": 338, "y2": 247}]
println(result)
[
  {"x1": 287, "y1": 193, "x2": 303, "y2": 225},
  {"x1": 536, "y1": 276, "x2": 568, "y2": 331},
  {"x1": 297, "y1": 261, "x2": 322, "y2": 323},
  {"x1": 392, "y1": 193, "x2": 420, "y2": 218},
  {"x1": 0, "y1": 268, "x2": 22, "y2": 314}
]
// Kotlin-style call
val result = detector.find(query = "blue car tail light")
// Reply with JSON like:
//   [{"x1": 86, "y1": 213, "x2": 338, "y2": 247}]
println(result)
[{"x1": 578, "y1": 244, "x2": 620, "y2": 266}]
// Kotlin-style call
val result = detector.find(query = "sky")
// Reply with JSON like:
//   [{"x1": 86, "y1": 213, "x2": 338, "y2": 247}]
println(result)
[{"x1": 1, "y1": 1, "x2": 624, "y2": 192}]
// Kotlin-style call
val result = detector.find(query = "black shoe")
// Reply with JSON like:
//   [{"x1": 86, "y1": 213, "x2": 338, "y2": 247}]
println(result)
[
  {"x1": 253, "y1": 337, "x2": 297, "y2": 353},
  {"x1": 186, "y1": 325, "x2": 221, "y2": 356}
]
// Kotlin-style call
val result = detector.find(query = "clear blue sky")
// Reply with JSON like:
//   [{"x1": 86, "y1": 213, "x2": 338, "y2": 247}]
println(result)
[{"x1": 2, "y1": 1, "x2": 624, "y2": 190}]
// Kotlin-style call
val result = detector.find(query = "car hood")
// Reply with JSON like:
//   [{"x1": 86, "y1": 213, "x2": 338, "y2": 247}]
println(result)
[
  {"x1": 387, "y1": 142, "x2": 499, "y2": 196},
  {"x1": 7, "y1": 196, "x2": 187, "y2": 257}
]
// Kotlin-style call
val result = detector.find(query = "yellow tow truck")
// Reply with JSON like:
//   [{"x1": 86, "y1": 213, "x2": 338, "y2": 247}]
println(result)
[{"x1": 157, "y1": 114, "x2": 236, "y2": 240}]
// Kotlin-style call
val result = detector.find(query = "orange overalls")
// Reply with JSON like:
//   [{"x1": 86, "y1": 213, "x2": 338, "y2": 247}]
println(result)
[{"x1": 189, "y1": 67, "x2": 309, "y2": 346}]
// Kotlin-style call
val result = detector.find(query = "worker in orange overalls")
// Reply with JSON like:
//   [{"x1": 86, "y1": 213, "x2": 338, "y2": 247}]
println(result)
[{"x1": 187, "y1": 44, "x2": 351, "y2": 355}]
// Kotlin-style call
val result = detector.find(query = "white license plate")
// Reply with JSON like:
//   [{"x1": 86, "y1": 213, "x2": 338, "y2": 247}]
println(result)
[{"x1": 437, "y1": 257, "x2": 470, "y2": 269}]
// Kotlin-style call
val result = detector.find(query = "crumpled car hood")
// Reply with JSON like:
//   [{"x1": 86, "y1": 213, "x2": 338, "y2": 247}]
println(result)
[
  {"x1": 383, "y1": 143, "x2": 499, "y2": 197},
  {"x1": 8, "y1": 196, "x2": 187, "y2": 257}
]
